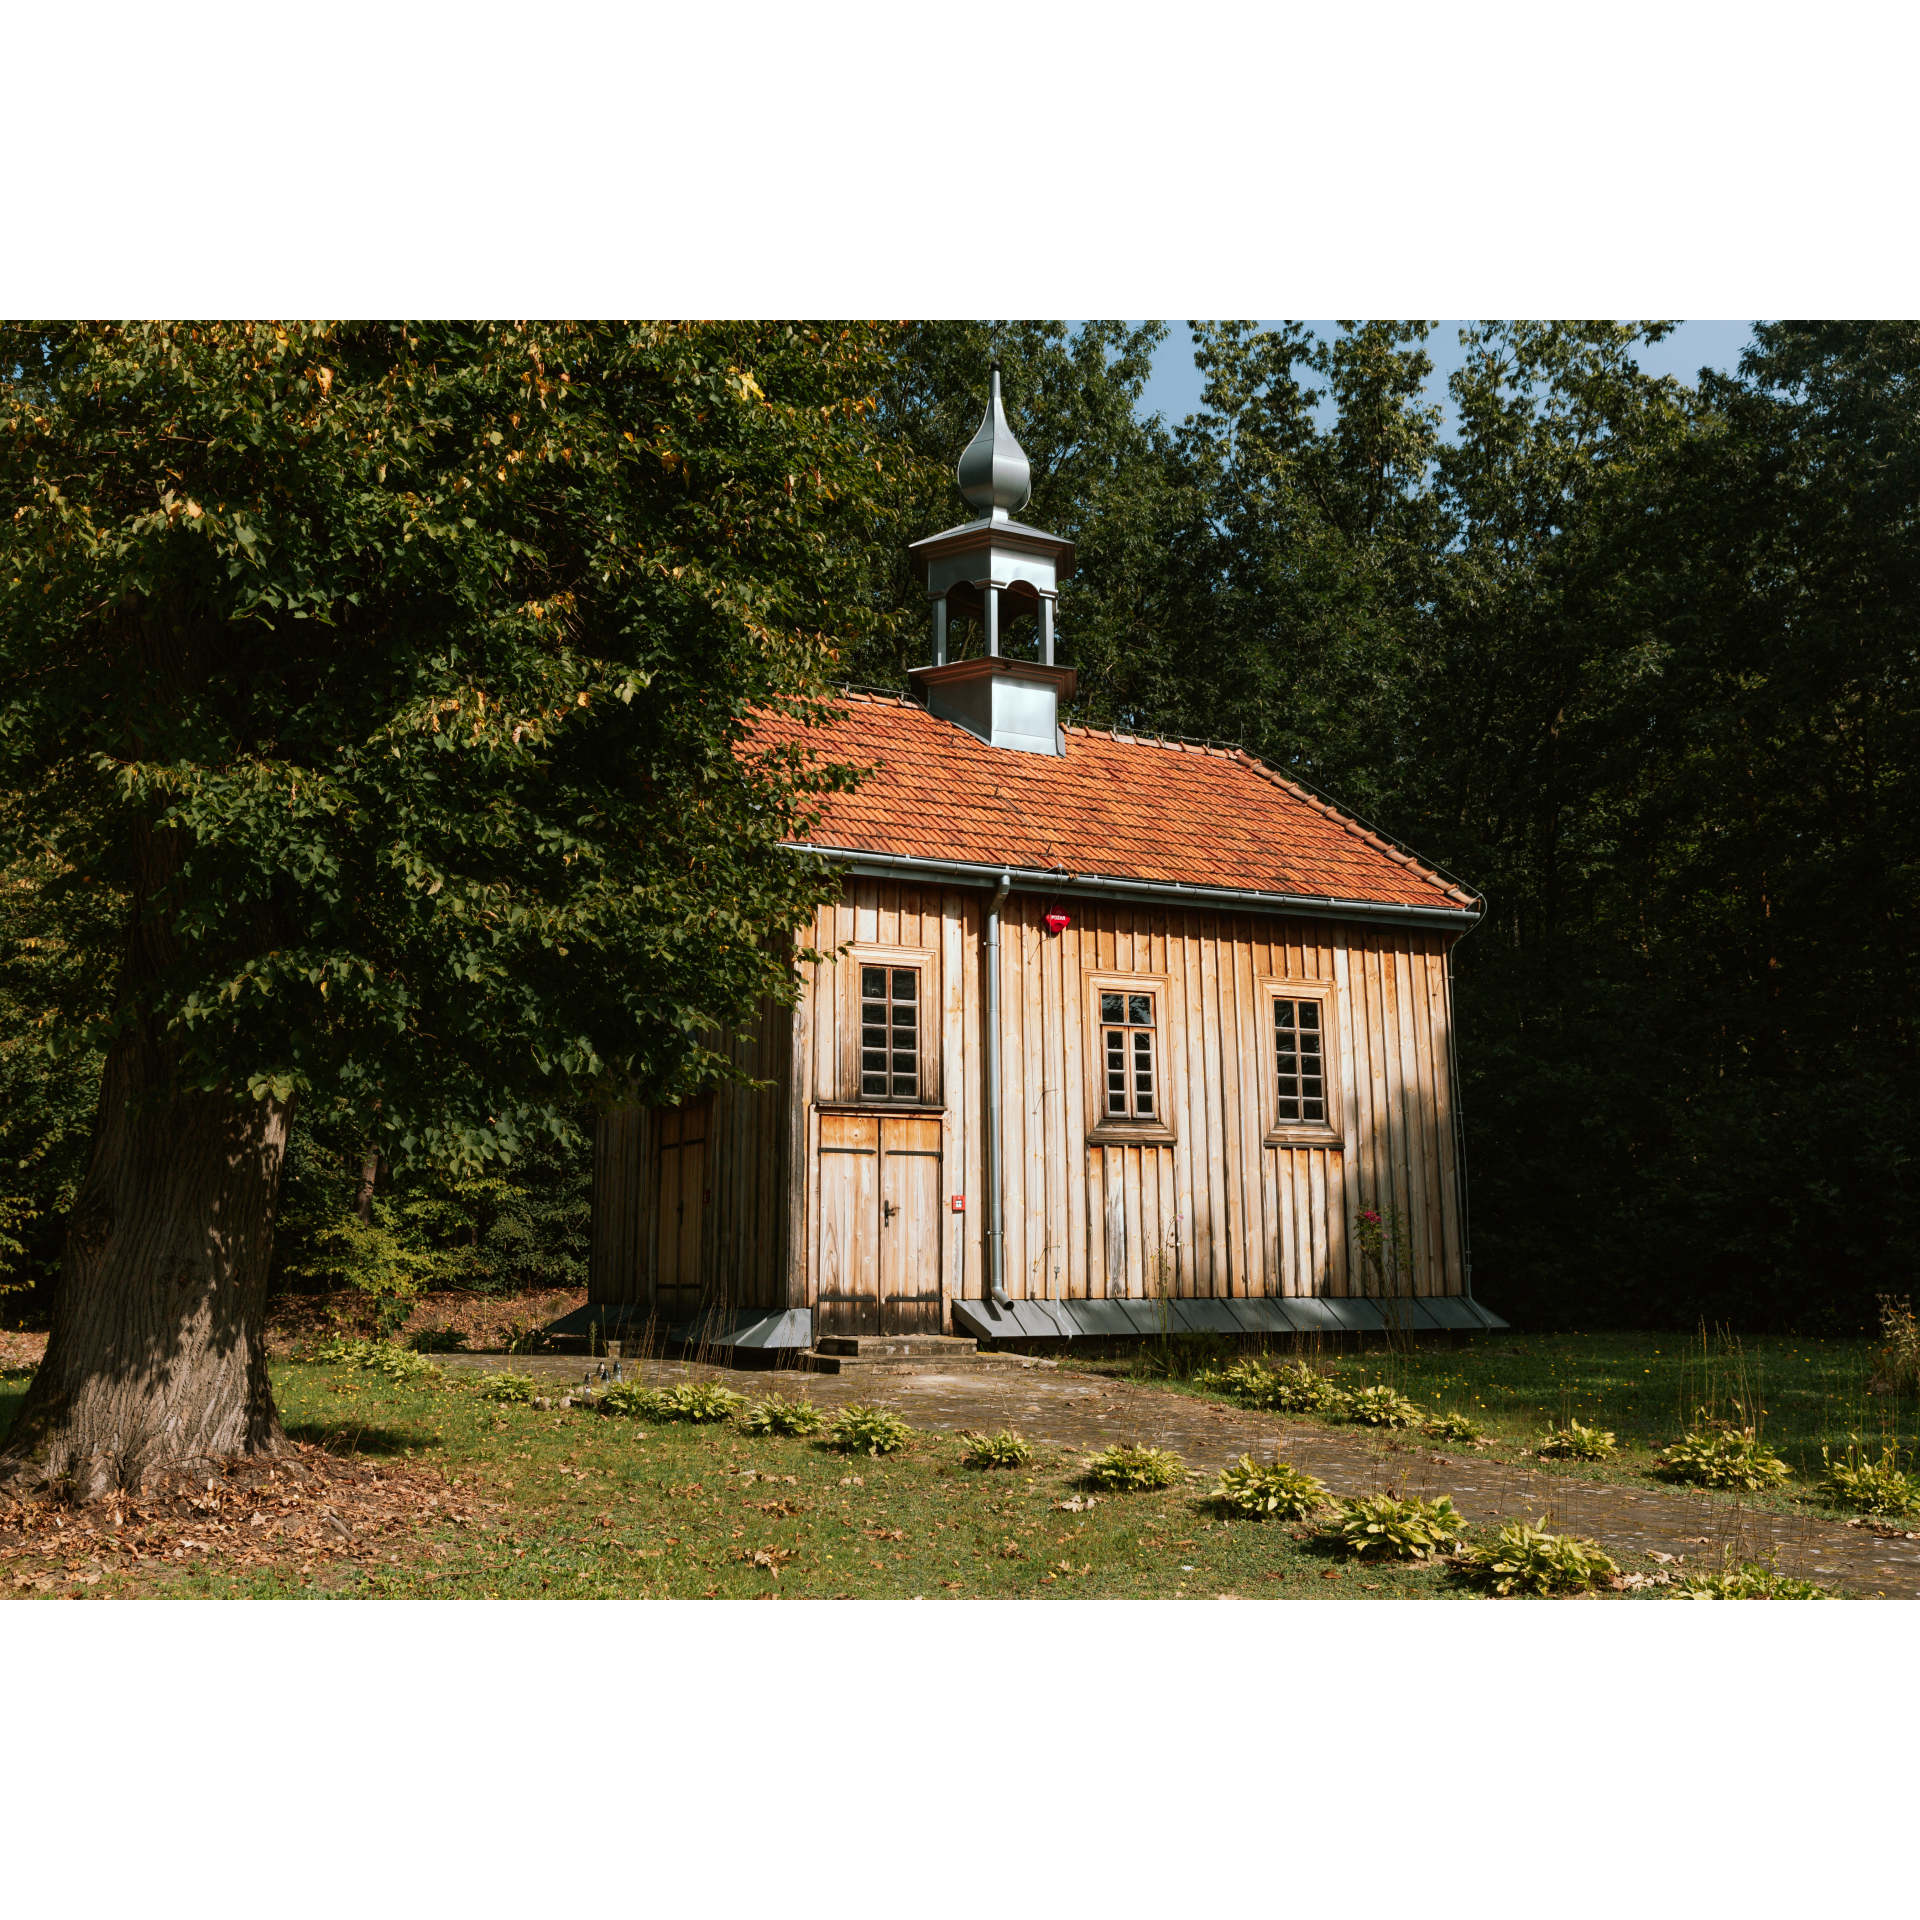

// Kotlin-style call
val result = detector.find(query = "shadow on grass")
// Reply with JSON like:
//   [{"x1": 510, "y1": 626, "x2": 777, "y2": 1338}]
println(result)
[{"x1": 282, "y1": 1420, "x2": 443, "y2": 1458}]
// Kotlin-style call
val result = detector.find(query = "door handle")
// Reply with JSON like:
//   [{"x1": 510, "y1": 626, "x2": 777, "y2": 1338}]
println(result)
[{"x1": 883, "y1": 1200, "x2": 899, "y2": 1224}]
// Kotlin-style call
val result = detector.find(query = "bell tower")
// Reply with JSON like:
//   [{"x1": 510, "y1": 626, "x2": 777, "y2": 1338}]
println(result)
[{"x1": 906, "y1": 366, "x2": 1077, "y2": 755}]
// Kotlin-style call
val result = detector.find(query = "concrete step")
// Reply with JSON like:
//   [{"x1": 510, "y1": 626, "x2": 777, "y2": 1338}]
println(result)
[
  {"x1": 799, "y1": 1342, "x2": 1040, "y2": 1375},
  {"x1": 814, "y1": 1334, "x2": 981, "y2": 1359}
]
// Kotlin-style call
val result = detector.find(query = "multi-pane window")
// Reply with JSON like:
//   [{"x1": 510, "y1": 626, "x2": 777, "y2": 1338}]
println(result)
[
  {"x1": 1100, "y1": 991, "x2": 1157, "y2": 1119},
  {"x1": 1273, "y1": 998, "x2": 1326, "y2": 1123},
  {"x1": 860, "y1": 966, "x2": 920, "y2": 1099}
]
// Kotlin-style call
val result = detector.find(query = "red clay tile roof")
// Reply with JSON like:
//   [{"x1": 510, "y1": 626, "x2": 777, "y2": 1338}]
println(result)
[{"x1": 748, "y1": 691, "x2": 1477, "y2": 916}]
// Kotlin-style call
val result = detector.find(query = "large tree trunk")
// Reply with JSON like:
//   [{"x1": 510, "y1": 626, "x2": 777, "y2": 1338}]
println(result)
[
  {"x1": 2, "y1": 1025, "x2": 293, "y2": 1496},
  {"x1": 4, "y1": 599, "x2": 294, "y2": 1496}
]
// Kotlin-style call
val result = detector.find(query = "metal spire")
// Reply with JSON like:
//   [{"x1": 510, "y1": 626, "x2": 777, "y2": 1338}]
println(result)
[{"x1": 955, "y1": 363, "x2": 1032, "y2": 520}]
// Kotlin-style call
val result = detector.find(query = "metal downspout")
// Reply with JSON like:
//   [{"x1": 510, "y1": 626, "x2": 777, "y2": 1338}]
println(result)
[
  {"x1": 986, "y1": 870, "x2": 1012, "y2": 1309},
  {"x1": 1444, "y1": 918, "x2": 1479, "y2": 1307}
]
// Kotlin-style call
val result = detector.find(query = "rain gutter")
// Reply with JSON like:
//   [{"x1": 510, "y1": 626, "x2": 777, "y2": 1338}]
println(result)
[{"x1": 785, "y1": 845, "x2": 1483, "y2": 931}]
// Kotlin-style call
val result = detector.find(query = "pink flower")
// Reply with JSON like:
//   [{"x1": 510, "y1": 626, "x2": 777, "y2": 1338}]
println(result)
[{"x1": 1360, "y1": 1208, "x2": 1380, "y2": 1224}]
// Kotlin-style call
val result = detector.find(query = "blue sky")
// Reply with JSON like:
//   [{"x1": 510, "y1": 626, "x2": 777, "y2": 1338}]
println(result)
[{"x1": 1133, "y1": 320, "x2": 1758, "y2": 435}]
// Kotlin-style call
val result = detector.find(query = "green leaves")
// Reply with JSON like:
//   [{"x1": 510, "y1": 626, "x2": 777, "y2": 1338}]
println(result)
[
  {"x1": 1461, "y1": 1519, "x2": 1618, "y2": 1597},
  {"x1": 1536, "y1": 1420, "x2": 1620, "y2": 1462},
  {"x1": 1212, "y1": 1454, "x2": 1328, "y2": 1520},
  {"x1": 826, "y1": 1403, "x2": 913, "y2": 1457},
  {"x1": 0, "y1": 323, "x2": 902, "y2": 1173},
  {"x1": 1082, "y1": 1443, "x2": 1183, "y2": 1491},
  {"x1": 1652, "y1": 1420, "x2": 1790, "y2": 1491},
  {"x1": 1329, "y1": 1492, "x2": 1465, "y2": 1560},
  {"x1": 960, "y1": 1429, "x2": 1034, "y2": 1470}
]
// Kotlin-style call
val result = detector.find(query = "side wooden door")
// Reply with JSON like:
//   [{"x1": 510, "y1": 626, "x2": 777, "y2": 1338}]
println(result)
[
  {"x1": 655, "y1": 1104, "x2": 707, "y2": 1321},
  {"x1": 879, "y1": 1116, "x2": 943, "y2": 1335},
  {"x1": 815, "y1": 1112, "x2": 880, "y2": 1336}
]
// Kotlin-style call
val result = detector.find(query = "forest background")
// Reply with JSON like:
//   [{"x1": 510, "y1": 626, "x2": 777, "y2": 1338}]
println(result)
[{"x1": 2, "y1": 318, "x2": 1912, "y2": 1335}]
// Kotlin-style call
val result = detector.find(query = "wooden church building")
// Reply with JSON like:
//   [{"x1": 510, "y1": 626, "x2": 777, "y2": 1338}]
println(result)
[{"x1": 586, "y1": 372, "x2": 1502, "y2": 1352}]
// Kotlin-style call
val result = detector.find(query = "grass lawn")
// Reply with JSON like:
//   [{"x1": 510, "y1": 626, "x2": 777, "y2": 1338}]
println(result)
[
  {"x1": 5, "y1": 1324, "x2": 1913, "y2": 1599},
  {"x1": 0, "y1": 1358, "x2": 1485, "y2": 1601},
  {"x1": 1067, "y1": 1327, "x2": 1919, "y2": 1508}
]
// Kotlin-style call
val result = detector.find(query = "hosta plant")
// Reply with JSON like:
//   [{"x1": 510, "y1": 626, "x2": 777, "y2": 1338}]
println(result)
[
  {"x1": 1336, "y1": 1384, "x2": 1424, "y2": 1428},
  {"x1": 1461, "y1": 1519, "x2": 1618, "y2": 1596},
  {"x1": 659, "y1": 1382, "x2": 746, "y2": 1425},
  {"x1": 1423, "y1": 1409, "x2": 1486, "y2": 1444},
  {"x1": 599, "y1": 1381, "x2": 669, "y2": 1419},
  {"x1": 1212, "y1": 1454, "x2": 1329, "y2": 1520},
  {"x1": 1819, "y1": 1439, "x2": 1920, "y2": 1516},
  {"x1": 961, "y1": 1429, "x2": 1034, "y2": 1470},
  {"x1": 1674, "y1": 1563, "x2": 1829, "y2": 1600},
  {"x1": 1536, "y1": 1420, "x2": 1619, "y2": 1462},
  {"x1": 311, "y1": 1336, "x2": 443, "y2": 1384},
  {"x1": 827, "y1": 1403, "x2": 913, "y2": 1456},
  {"x1": 1653, "y1": 1421, "x2": 1790, "y2": 1491},
  {"x1": 743, "y1": 1394, "x2": 824, "y2": 1437},
  {"x1": 1203, "y1": 1359, "x2": 1341, "y2": 1414},
  {"x1": 1083, "y1": 1444, "x2": 1184, "y2": 1492},
  {"x1": 473, "y1": 1369, "x2": 540, "y2": 1405},
  {"x1": 1329, "y1": 1492, "x2": 1465, "y2": 1559}
]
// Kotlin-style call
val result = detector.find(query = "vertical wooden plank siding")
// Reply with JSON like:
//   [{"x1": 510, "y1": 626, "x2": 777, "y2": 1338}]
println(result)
[{"x1": 586, "y1": 875, "x2": 1471, "y2": 1323}]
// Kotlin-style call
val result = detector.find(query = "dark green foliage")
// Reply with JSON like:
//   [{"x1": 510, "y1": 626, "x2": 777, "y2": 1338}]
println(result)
[
  {"x1": 274, "y1": 1114, "x2": 590, "y2": 1301},
  {"x1": 882, "y1": 319, "x2": 1920, "y2": 1334},
  {"x1": 0, "y1": 321, "x2": 905, "y2": 1181}
]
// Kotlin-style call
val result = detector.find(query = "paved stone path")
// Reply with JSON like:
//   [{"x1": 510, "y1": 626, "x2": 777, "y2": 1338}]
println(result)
[{"x1": 436, "y1": 1351, "x2": 1920, "y2": 1597}]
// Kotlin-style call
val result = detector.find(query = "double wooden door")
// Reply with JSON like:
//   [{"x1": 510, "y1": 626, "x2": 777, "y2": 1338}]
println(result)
[
  {"x1": 816, "y1": 1112, "x2": 943, "y2": 1337},
  {"x1": 655, "y1": 1104, "x2": 707, "y2": 1320}
]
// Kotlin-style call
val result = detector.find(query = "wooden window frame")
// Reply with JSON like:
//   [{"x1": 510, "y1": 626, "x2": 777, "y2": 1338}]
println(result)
[
  {"x1": 840, "y1": 943, "x2": 942, "y2": 1109},
  {"x1": 1259, "y1": 978, "x2": 1342, "y2": 1146},
  {"x1": 1083, "y1": 970, "x2": 1178, "y2": 1146}
]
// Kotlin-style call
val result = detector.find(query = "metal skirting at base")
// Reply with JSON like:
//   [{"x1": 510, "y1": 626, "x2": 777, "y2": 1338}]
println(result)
[
  {"x1": 548, "y1": 1304, "x2": 814, "y2": 1350},
  {"x1": 951, "y1": 1295, "x2": 1506, "y2": 1343}
]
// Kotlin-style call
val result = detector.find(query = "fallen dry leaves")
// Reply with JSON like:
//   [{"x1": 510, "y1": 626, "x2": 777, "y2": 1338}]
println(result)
[{"x1": 0, "y1": 1443, "x2": 483, "y2": 1596}]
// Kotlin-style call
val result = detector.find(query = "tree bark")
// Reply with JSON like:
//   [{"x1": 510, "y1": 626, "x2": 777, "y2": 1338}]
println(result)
[
  {"x1": 3, "y1": 603, "x2": 293, "y2": 1496},
  {"x1": 1, "y1": 1028, "x2": 292, "y2": 1496}
]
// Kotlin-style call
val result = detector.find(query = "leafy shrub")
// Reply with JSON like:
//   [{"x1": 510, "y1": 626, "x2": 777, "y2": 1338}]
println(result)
[
  {"x1": 1083, "y1": 1444, "x2": 1184, "y2": 1491},
  {"x1": 310, "y1": 1336, "x2": 443, "y2": 1385},
  {"x1": 1654, "y1": 1421, "x2": 1790, "y2": 1490},
  {"x1": 1335, "y1": 1384, "x2": 1424, "y2": 1428},
  {"x1": 827, "y1": 1403, "x2": 913, "y2": 1456},
  {"x1": 599, "y1": 1381, "x2": 669, "y2": 1419},
  {"x1": 960, "y1": 1429, "x2": 1033, "y2": 1470},
  {"x1": 1673, "y1": 1563, "x2": 1829, "y2": 1600},
  {"x1": 1819, "y1": 1439, "x2": 1920, "y2": 1516},
  {"x1": 1212, "y1": 1358, "x2": 1344, "y2": 1413},
  {"x1": 1872, "y1": 1294, "x2": 1920, "y2": 1395},
  {"x1": 1212, "y1": 1454, "x2": 1329, "y2": 1520},
  {"x1": 1536, "y1": 1420, "x2": 1619, "y2": 1462},
  {"x1": 1251, "y1": 1359, "x2": 1344, "y2": 1420},
  {"x1": 407, "y1": 1326, "x2": 467, "y2": 1354},
  {"x1": 1461, "y1": 1519, "x2": 1618, "y2": 1596},
  {"x1": 661, "y1": 1382, "x2": 746, "y2": 1425},
  {"x1": 1329, "y1": 1491, "x2": 1464, "y2": 1559},
  {"x1": 743, "y1": 1394, "x2": 824, "y2": 1437},
  {"x1": 1424, "y1": 1409, "x2": 1486, "y2": 1444},
  {"x1": 473, "y1": 1369, "x2": 540, "y2": 1405}
]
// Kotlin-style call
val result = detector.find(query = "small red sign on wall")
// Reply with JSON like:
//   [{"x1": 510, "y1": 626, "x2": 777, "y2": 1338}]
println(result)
[
  {"x1": 1044, "y1": 908, "x2": 1072, "y2": 935},
  {"x1": 950, "y1": 1194, "x2": 966, "y2": 1212}
]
